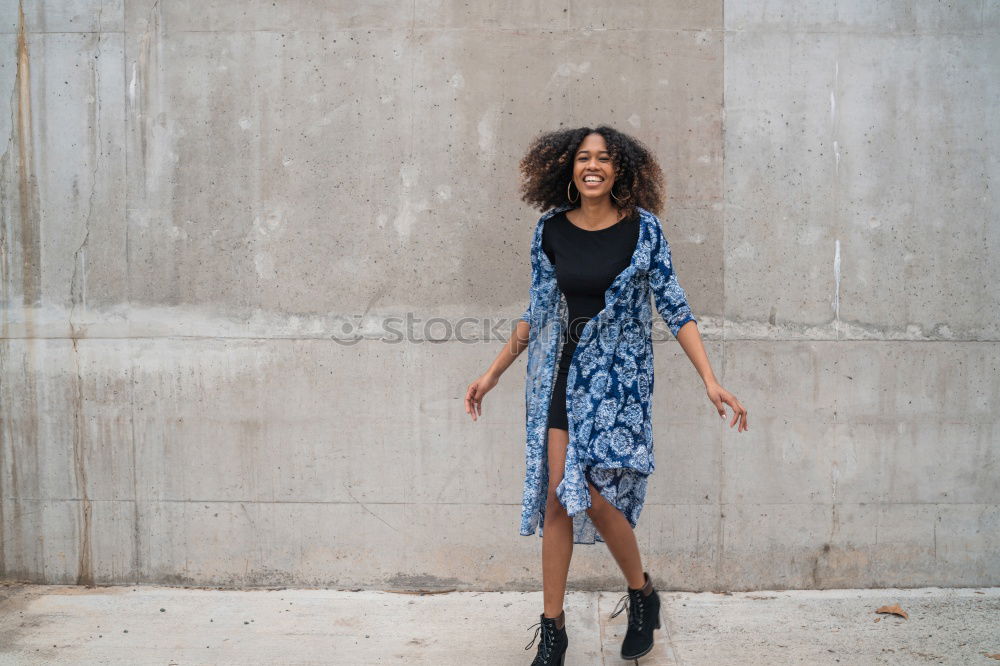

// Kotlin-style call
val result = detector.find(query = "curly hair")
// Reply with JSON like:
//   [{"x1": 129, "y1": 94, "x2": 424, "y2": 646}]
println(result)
[{"x1": 518, "y1": 125, "x2": 666, "y2": 217}]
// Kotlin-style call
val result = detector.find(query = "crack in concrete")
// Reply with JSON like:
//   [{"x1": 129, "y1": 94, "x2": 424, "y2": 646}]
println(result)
[
  {"x1": 342, "y1": 482, "x2": 400, "y2": 532},
  {"x1": 70, "y1": 6, "x2": 105, "y2": 337}
]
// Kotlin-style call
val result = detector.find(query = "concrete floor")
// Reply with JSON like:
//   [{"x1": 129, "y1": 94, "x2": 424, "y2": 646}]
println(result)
[{"x1": 0, "y1": 583, "x2": 997, "y2": 664}]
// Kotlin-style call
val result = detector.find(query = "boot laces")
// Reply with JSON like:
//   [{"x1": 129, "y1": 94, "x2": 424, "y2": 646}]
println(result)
[
  {"x1": 610, "y1": 588, "x2": 646, "y2": 632},
  {"x1": 523, "y1": 618, "x2": 558, "y2": 659}
]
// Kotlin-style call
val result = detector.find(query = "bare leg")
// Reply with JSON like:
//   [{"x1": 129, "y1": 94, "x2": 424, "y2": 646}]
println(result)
[
  {"x1": 585, "y1": 482, "x2": 645, "y2": 589},
  {"x1": 542, "y1": 427, "x2": 572, "y2": 625}
]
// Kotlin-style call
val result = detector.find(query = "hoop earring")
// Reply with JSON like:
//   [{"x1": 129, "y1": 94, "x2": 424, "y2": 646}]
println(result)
[
  {"x1": 611, "y1": 184, "x2": 630, "y2": 205},
  {"x1": 566, "y1": 179, "x2": 579, "y2": 204}
]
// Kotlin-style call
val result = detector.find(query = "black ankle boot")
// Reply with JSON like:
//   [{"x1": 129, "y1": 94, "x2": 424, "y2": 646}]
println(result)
[
  {"x1": 609, "y1": 571, "x2": 661, "y2": 661},
  {"x1": 524, "y1": 610, "x2": 568, "y2": 665}
]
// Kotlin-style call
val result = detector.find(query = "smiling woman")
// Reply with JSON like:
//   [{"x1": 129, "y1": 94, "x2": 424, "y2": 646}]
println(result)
[
  {"x1": 464, "y1": 126, "x2": 747, "y2": 665},
  {"x1": 519, "y1": 201, "x2": 695, "y2": 543}
]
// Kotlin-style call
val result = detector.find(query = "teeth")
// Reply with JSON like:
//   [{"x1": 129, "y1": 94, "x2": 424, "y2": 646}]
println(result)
[{"x1": 584, "y1": 176, "x2": 603, "y2": 182}]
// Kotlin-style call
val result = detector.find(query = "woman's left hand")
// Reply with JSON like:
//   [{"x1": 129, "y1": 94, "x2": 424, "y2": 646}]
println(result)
[{"x1": 706, "y1": 381, "x2": 748, "y2": 432}]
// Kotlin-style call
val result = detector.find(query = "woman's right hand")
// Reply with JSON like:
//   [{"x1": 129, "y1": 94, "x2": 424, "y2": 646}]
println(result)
[{"x1": 465, "y1": 371, "x2": 499, "y2": 421}]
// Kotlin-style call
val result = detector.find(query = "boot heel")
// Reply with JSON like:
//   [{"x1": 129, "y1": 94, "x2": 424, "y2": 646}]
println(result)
[{"x1": 655, "y1": 615, "x2": 661, "y2": 629}]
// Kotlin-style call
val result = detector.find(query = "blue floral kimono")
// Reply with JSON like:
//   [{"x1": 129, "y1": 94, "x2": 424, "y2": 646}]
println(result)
[{"x1": 519, "y1": 203, "x2": 697, "y2": 544}]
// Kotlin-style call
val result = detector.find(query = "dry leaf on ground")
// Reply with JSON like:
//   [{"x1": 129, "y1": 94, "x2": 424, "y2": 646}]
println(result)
[{"x1": 875, "y1": 604, "x2": 908, "y2": 619}]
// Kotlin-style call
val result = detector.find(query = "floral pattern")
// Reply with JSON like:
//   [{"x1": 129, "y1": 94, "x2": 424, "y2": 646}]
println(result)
[{"x1": 519, "y1": 204, "x2": 697, "y2": 544}]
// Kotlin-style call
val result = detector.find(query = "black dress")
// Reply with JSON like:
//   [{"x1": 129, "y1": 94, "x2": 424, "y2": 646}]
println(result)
[{"x1": 543, "y1": 208, "x2": 640, "y2": 431}]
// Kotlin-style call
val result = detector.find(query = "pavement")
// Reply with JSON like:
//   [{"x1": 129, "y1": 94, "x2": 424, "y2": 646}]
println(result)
[{"x1": 0, "y1": 582, "x2": 998, "y2": 664}]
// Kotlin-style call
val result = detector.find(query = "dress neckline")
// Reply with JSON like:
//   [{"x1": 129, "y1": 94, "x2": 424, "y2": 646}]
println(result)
[{"x1": 561, "y1": 209, "x2": 634, "y2": 233}]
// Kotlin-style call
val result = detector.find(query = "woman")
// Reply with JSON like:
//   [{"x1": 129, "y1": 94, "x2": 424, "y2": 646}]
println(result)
[{"x1": 465, "y1": 126, "x2": 748, "y2": 665}]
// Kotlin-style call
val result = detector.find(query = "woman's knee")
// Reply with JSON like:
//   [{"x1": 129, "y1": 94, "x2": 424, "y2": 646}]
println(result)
[
  {"x1": 584, "y1": 504, "x2": 608, "y2": 522},
  {"x1": 546, "y1": 485, "x2": 567, "y2": 516},
  {"x1": 584, "y1": 484, "x2": 613, "y2": 522}
]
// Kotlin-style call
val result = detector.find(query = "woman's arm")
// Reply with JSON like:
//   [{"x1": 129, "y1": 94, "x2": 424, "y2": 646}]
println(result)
[
  {"x1": 675, "y1": 320, "x2": 716, "y2": 387},
  {"x1": 465, "y1": 221, "x2": 538, "y2": 422},
  {"x1": 649, "y1": 221, "x2": 748, "y2": 432},
  {"x1": 465, "y1": 318, "x2": 529, "y2": 421},
  {"x1": 676, "y1": 322, "x2": 747, "y2": 431},
  {"x1": 487, "y1": 318, "x2": 530, "y2": 379}
]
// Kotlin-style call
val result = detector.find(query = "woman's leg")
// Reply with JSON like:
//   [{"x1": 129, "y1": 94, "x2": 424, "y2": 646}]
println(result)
[
  {"x1": 585, "y1": 482, "x2": 645, "y2": 589},
  {"x1": 542, "y1": 426, "x2": 573, "y2": 622}
]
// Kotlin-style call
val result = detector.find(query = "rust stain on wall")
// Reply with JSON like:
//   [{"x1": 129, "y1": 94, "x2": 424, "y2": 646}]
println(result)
[
  {"x1": 1, "y1": 2, "x2": 94, "y2": 586},
  {"x1": 70, "y1": 338, "x2": 94, "y2": 587},
  {"x1": 0, "y1": 0, "x2": 44, "y2": 583},
  {"x1": 14, "y1": 1, "x2": 40, "y2": 309}
]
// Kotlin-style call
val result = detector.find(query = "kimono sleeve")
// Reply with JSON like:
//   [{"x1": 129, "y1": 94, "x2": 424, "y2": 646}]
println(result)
[
  {"x1": 649, "y1": 222, "x2": 697, "y2": 338},
  {"x1": 520, "y1": 218, "x2": 544, "y2": 324},
  {"x1": 520, "y1": 246, "x2": 537, "y2": 324}
]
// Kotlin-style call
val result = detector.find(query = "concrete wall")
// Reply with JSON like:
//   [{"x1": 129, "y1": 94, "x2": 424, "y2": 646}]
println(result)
[{"x1": 0, "y1": 0, "x2": 996, "y2": 590}]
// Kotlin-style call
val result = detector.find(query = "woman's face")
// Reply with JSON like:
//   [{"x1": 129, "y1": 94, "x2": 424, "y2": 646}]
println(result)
[{"x1": 572, "y1": 132, "x2": 616, "y2": 203}]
